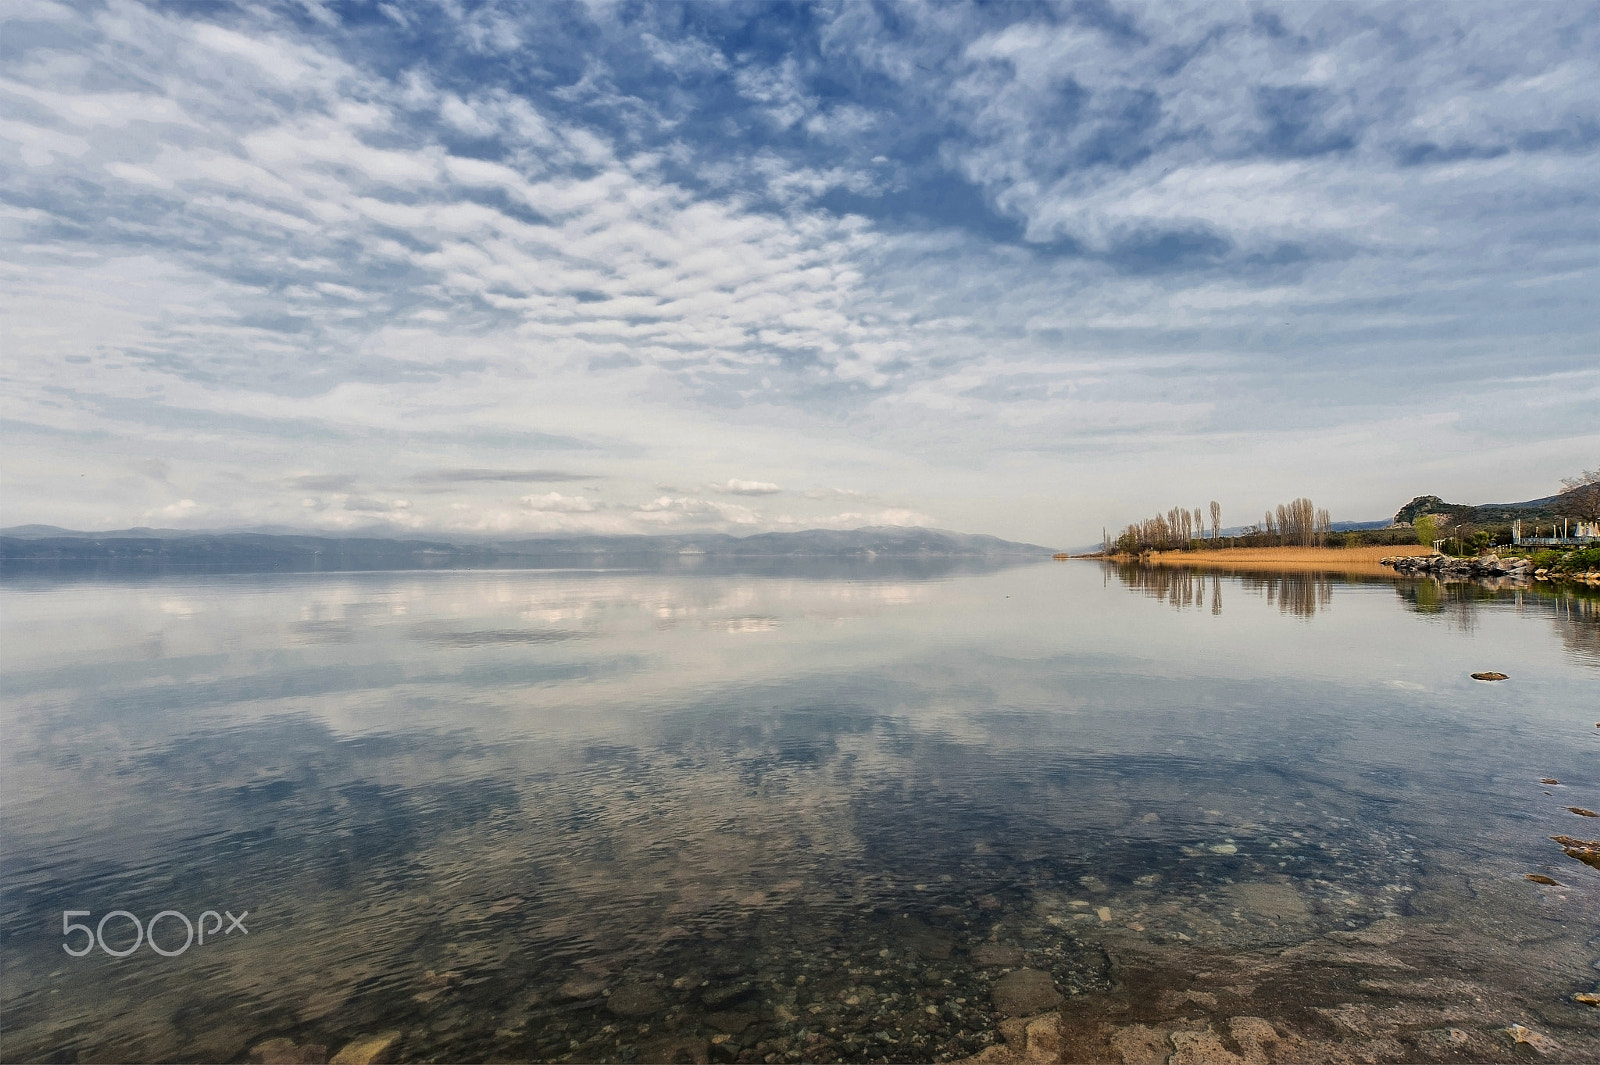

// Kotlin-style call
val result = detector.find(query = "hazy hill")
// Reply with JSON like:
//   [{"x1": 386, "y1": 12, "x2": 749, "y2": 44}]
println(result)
[
  {"x1": 0, "y1": 525, "x2": 1053, "y2": 578},
  {"x1": 495, "y1": 527, "x2": 1046, "y2": 558}
]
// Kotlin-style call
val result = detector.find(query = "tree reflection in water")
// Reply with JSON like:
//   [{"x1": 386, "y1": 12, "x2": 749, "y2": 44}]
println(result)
[
  {"x1": 1520, "y1": 587, "x2": 1600, "y2": 665},
  {"x1": 1110, "y1": 563, "x2": 1334, "y2": 619},
  {"x1": 1393, "y1": 578, "x2": 1600, "y2": 655},
  {"x1": 1110, "y1": 563, "x2": 1600, "y2": 651},
  {"x1": 1394, "y1": 578, "x2": 1494, "y2": 632}
]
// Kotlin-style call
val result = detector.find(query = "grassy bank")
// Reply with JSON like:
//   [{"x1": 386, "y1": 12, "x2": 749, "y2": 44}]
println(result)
[
  {"x1": 1501, "y1": 545, "x2": 1600, "y2": 571},
  {"x1": 1507, "y1": 545, "x2": 1600, "y2": 585}
]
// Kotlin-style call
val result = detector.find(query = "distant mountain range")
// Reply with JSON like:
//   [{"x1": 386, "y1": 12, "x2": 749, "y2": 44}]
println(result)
[
  {"x1": 5, "y1": 490, "x2": 1567, "y2": 575},
  {"x1": 0, "y1": 525, "x2": 1055, "y2": 578}
]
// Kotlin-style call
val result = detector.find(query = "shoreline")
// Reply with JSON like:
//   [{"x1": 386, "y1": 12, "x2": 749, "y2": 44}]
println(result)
[
  {"x1": 1090, "y1": 544, "x2": 1438, "y2": 577},
  {"x1": 1084, "y1": 544, "x2": 1600, "y2": 585}
]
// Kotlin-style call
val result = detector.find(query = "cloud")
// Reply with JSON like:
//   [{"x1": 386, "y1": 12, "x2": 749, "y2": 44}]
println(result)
[
  {"x1": 289, "y1": 473, "x2": 358, "y2": 491},
  {"x1": 733, "y1": 56, "x2": 815, "y2": 130},
  {"x1": 716, "y1": 479, "x2": 782, "y2": 496},
  {"x1": 288, "y1": 494, "x2": 421, "y2": 528},
  {"x1": 409, "y1": 469, "x2": 593, "y2": 484},
  {"x1": 521, "y1": 492, "x2": 596, "y2": 513},
  {"x1": 797, "y1": 508, "x2": 937, "y2": 529},
  {"x1": 633, "y1": 496, "x2": 760, "y2": 526},
  {"x1": 144, "y1": 498, "x2": 201, "y2": 521},
  {"x1": 641, "y1": 32, "x2": 727, "y2": 77}
]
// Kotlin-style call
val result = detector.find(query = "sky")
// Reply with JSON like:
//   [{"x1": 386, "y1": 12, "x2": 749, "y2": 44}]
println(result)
[{"x1": 2, "y1": 0, "x2": 1597, "y2": 546}]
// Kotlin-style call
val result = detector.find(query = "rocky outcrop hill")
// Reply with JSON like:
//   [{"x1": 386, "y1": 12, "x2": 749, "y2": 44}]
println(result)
[{"x1": 1391, "y1": 494, "x2": 1563, "y2": 527}]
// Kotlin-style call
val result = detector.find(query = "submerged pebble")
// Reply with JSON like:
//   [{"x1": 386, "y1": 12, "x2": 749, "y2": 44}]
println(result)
[
  {"x1": 556, "y1": 976, "x2": 608, "y2": 1002},
  {"x1": 1551, "y1": 836, "x2": 1600, "y2": 870},
  {"x1": 250, "y1": 1038, "x2": 329, "y2": 1064},
  {"x1": 971, "y1": 945, "x2": 1023, "y2": 968},
  {"x1": 1416, "y1": 1028, "x2": 1471, "y2": 1050},
  {"x1": 1504, "y1": 1024, "x2": 1560, "y2": 1054},
  {"x1": 329, "y1": 1033, "x2": 400, "y2": 1065},
  {"x1": 991, "y1": 970, "x2": 1063, "y2": 1017},
  {"x1": 606, "y1": 985, "x2": 667, "y2": 1018}
]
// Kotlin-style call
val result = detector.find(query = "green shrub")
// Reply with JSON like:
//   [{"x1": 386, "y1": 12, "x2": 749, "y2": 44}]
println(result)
[
  {"x1": 1483, "y1": 523, "x2": 1513, "y2": 546},
  {"x1": 1343, "y1": 528, "x2": 1419, "y2": 548},
  {"x1": 1554, "y1": 546, "x2": 1600, "y2": 572}
]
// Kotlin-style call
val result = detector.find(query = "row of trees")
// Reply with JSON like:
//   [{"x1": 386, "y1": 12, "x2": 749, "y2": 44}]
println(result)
[
  {"x1": 1259, "y1": 498, "x2": 1334, "y2": 547},
  {"x1": 1106, "y1": 501, "x2": 1222, "y2": 553},
  {"x1": 1108, "y1": 498, "x2": 1332, "y2": 554}
]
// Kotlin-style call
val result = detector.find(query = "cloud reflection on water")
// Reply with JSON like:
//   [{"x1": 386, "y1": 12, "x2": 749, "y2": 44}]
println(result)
[{"x1": 1, "y1": 564, "x2": 1596, "y2": 1062}]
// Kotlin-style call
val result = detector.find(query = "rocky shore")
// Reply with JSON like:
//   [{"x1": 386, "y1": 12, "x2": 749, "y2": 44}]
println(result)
[
  {"x1": 1380, "y1": 554, "x2": 1600, "y2": 585},
  {"x1": 1380, "y1": 554, "x2": 1531, "y2": 579}
]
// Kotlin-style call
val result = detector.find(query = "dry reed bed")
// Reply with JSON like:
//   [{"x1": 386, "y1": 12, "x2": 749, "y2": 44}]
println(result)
[{"x1": 1131, "y1": 544, "x2": 1436, "y2": 577}]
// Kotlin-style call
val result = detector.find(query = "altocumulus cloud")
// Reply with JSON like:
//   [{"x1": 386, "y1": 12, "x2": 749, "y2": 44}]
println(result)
[{"x1": 1, "y1": 1, "x2": 1597, "y2": 543}]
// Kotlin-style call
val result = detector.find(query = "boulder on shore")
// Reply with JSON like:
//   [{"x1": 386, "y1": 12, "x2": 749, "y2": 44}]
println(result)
[{"x1": 1380, "y1": 553, "x2": 1526, "y2": 579}]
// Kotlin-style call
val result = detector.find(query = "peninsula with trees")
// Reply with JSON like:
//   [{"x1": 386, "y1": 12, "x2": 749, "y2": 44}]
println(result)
[{"x1": 1097, "y1": 468, "x2": 1600, "y2": 582}]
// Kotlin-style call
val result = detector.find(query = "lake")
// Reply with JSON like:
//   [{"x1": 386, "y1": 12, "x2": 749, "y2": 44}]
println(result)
[{"x1": 2, "y1": 562, "x2": 1597, "y2": 1063}]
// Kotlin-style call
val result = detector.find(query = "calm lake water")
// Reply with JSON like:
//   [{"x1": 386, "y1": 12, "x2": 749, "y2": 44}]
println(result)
[{"x1": 2, "y1": 562, "x2": 1597, "y2": 1063}]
